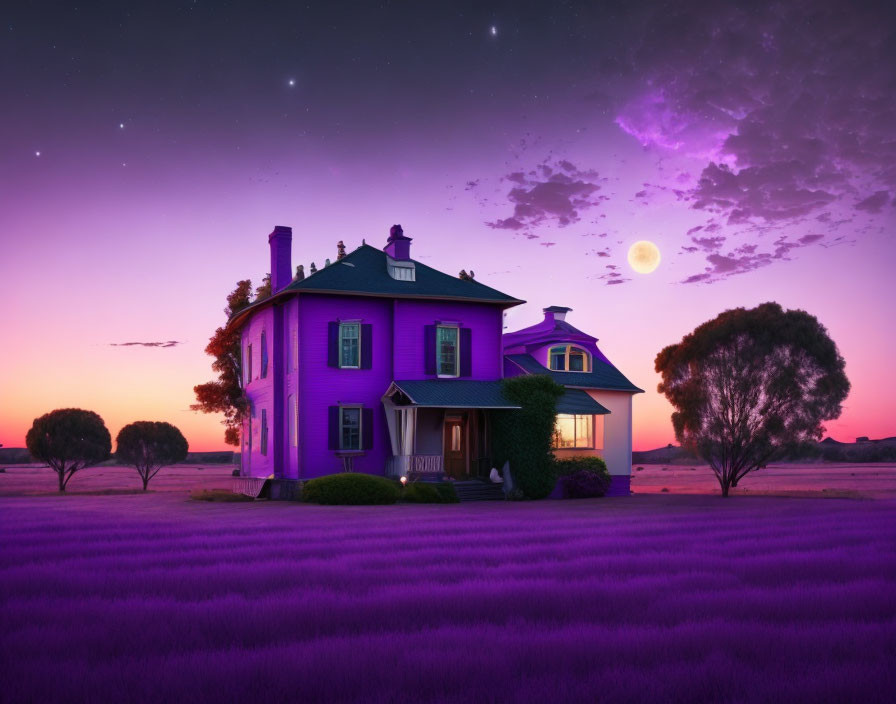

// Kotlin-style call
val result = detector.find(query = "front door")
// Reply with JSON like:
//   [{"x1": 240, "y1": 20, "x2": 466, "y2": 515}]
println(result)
[{"x1": 443, "y1": 414, "x2": 467, "y2": 479}]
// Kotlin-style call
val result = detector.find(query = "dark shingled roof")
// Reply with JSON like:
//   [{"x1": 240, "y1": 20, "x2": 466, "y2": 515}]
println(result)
[
  {"x1": 556, "y1": 389, "x2": 611, "y2": 415},
  {"x1": 228, "y1": 244, "x2": 524, "y2": 330},
  {"x1": 387, "y1": 380, "x2": 610, "y2": 414},
  {"x1": 285, "y1": 244, "x2": 523, "y2": 304},
  {"x1": 505, "y1": 353, "x2": 644, "y2": 393},
  {"x1": 388, "y1": 380, "x2": 521, "y2": 408}
]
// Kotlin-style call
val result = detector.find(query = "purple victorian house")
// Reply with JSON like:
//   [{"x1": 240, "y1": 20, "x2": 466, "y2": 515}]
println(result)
[{"x1": 230, "y1": 225, "x2": 641, "y2": 498}]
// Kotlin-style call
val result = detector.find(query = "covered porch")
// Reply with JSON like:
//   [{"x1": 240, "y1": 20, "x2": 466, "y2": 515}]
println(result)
[
  {"x1": 381, "y1": 380, "x2": 520, "y2": 481},
  {"x1": 381, "y1": 380, "x2": 611, "y2": 482}
]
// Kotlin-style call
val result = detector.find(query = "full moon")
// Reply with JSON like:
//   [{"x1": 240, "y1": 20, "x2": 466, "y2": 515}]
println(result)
[{"x1": 627, "y1": 240, "x2": 661, "y2": 274}]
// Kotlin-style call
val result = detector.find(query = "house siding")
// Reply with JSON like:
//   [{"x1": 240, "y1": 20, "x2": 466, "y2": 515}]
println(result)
[
  {"x1": 297, "y1": 293, "x2": 393, "y2": 478},
  {"x1": 393, "y1": 299, "x2": 503, "y2": 380},
  {"x1": 241, "y1": 307, "x2": 275, "y2": 478}
]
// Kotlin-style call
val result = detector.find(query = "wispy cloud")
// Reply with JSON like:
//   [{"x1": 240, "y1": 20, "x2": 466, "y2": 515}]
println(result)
[{"x1": 110, "y1": 341, "x2": 182, "y2": 348}]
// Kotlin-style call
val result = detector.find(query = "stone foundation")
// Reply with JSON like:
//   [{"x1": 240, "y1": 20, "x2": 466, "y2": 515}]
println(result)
[{"x1": 268, "y1": 479, "x2": 303, "y2": 501}]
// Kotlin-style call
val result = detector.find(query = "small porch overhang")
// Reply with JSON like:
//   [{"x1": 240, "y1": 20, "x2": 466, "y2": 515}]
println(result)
[
  {"x1": 556, "y1": 388, "x2": 611, "y2": 415},
  {"x1": 383, "y1": 379, "x2": 522, "y2": 409}
]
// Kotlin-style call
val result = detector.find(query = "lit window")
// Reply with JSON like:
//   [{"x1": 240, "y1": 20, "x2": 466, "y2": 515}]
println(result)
[
  {"x1": 552, "y1": 414, "x2": 594, "y2": 449},
  {"x1": 339, "y1": 322, "x2": 360, "y2": 368},
  {"x1": 437, "y1": 326, "x2": 459, "y2": 377},
  {"x1": 548, "y1": 345, "x2": 590, "y2": 372},
  {"x1": 340, "y1": 406, "x2": 362, "y2": 450}
]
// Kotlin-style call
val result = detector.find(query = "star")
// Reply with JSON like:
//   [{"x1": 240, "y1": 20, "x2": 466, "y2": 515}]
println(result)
[
  {"x1": 119, "y1": 123, "x2": 124, "y2": 129},
  {"x1": 35, "y1": 150, "x2": 40, "y2": 157},
  {"x1": 288, "y1": 78, "x2": 295, "y2": 87},
  {"x1": 490, "y1": 25, "x2": 497, "y2": 36}
]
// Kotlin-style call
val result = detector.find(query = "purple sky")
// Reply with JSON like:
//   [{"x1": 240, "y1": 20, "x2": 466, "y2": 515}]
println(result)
[{"x1": 1, "y1": 0, "x2": 894, "y2": 450}]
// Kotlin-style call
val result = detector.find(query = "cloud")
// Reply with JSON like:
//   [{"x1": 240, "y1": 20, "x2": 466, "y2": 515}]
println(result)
[
  {"x1": 614, "y1": 0, "x2": 896, "y2": 279},
  {"x1": 855, "y1": 190, "x2": 890, "y2": 213},
  {"x1": 110, "y1": 341, "x2": 182, "y2": 348},
  {"x1": 487, "y1": 158, "x2": 602, "y2": 231},
  {"x1": 681, "y1": 233, "x2": 827, "y2": 284}
]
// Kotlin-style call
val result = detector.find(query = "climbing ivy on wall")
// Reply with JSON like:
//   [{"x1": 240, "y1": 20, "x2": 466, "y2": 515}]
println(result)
[{"x1": 491, "y1": 375, "x2": 564, "y2": 499}]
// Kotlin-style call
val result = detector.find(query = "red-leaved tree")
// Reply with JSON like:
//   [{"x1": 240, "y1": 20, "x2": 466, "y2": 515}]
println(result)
[{"x1": 192, "y1": 280, "x2": 253, "y2": 445}]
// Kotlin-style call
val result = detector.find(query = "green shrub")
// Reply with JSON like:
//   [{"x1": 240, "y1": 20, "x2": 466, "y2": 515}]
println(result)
[
  {"x1": 434, "y1": 483, "x2": 459, "y2": 503},
  {"x1": 403, "y1": 482, "x2": 441, "y2": 503},
  {"x1": 403, "y1": 482, "x2": 459, "y2": 504},
  {"x1": 303, "y1": 473, "x2": 400, "y2": 505},
  {"x1": 491, "y1": 375, "x2": 564, "y2": 499},
  {"x1": 554, "y1": 456, "x2": 609, "y2": 477},
  {"x1": 190, "y1": 488, "x2": 254, "y2": 502},
  {"x1": 554, "y1": 456, "x2": 612, "y2": 498}
]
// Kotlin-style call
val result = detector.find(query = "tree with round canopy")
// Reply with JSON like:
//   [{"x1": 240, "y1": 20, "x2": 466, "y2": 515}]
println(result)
[
  {"x1": 116, "y1": 421, "x2": 189, "y2": 491},
  {"x1": 26, "y1": 408, "x2": 112, "y2": 492},
  {"x1": 655, "y1": 302, "x2": 849, "y2": 497}
]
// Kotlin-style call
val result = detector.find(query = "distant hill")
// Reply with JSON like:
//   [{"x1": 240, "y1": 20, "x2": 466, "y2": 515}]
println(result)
[
  {"x1": 0, "y1": 448, "x2": 237, "y2": 465},
  {"x1": 634, "y1": 437, "x2": 896, "y2": 465}
]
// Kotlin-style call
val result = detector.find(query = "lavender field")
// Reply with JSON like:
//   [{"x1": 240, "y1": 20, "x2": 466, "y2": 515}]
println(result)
[{"x1": 2, "y1": 478, "x2": 895, "y2": 704}]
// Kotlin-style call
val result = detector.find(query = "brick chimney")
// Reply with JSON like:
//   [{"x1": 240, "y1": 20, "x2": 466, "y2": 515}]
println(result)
[
  {"x1": 269, "y1": 226, "x2": 292, "y2": 293},
  {"x1": 543, "y1": 305, "x2": 572, "y2": 322},
  {"x1": 384, "y1": 224, "x2": 412, "y2": 260}
]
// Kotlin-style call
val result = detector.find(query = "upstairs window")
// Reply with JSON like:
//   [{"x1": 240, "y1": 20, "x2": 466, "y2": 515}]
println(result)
[
  {"x1": 549, "y1": 345, "x2": 590, "y2": 372},
  {"x1": 292, "y1": 327, "x2": 298, "y2": 372},
  {"x1": 437, "y1": 325, "x2": 459, "y2": 377},
  {"x1": 245, "y1": 344, "x2": 253, "y2": 384},
  {"x1": 261, "y1": 330, "x2": 269, "y2": 378},
  {"x1": 339, "y1": 322, "x2": 360, "y2": 368}
]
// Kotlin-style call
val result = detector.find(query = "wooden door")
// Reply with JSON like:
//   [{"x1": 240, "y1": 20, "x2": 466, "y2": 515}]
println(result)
[{"x1": 443, "y1": 415, "x2": 467, "y2": 479}]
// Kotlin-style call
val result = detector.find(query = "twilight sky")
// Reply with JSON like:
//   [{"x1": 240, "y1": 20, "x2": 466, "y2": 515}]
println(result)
[{"x1": 2, "y1": 0, "x2": 894, "y2": 451}]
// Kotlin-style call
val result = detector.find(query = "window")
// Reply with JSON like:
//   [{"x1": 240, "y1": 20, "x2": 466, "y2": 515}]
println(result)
[
  {"x1": 548, "y1": 345, "x2": 590, "y2": 372},
  {"x1": 261, "y1": 331, "x2": 269, "y2": 378},
  {"x1": 553, "y1": 414, "x2": 594, "y2": 449},
  {"x1": 289, "y1": 394, "x2": 297, "y2": 447},
  {"x1": 260, "y1": 408, "x2": 268, "y2": 455},
  {"x1": 388, "y1": 261, "x2": 416, "y2": 281},
  {"x1": 437, "y1": 325, "x2": 459, "y2": 377},
  {"x1": 291, "y1": 327, "x2": 298, "y2": 372},
  {"x1": 245, "y1": 344, "x2": 253, "y2": 384},
  {"x1": 339, "y1": 322, "x2": 360, "y2": 368},
  {"x1": 450, "y1": 423, "x2": 461, "y2": 451},
  {"x1": 339, "y1": 406, "x2": 362, "y2": 451}
]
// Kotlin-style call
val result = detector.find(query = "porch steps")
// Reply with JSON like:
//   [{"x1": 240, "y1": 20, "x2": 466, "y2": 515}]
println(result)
[{"x1": 451, "y1": 480, "x2": 505, "y2": 502}]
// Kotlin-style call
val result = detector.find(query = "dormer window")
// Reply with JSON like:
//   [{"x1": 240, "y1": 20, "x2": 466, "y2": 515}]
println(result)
[
  {"x1": 387, "y1": 256, "x2": 416, "y2": 281},
  {"x1": 549, "y1": 345, "x2": 590, "y2": 372}
]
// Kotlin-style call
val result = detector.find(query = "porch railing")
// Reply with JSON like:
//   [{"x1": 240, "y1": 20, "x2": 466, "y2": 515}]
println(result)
[{"x1": 386, "y1": 454, "x2": 443, "y2": 478}]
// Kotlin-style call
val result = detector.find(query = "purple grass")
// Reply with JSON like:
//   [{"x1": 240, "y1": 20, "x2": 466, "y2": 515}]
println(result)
[{"x1": 2, "y1": 492, "x2": 895, "y2": 703}]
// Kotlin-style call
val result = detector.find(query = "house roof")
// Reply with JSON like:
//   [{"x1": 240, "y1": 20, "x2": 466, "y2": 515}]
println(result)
[
  {"x1": 228, "y1": 244, "x2": 524, "y2": 330},
  {"x1": 386, "y1": 380, "x2": 521, "y2": 409},
  {"x1": 505, "y1": 353, "x2": 644, "y2": 394},
  {"x1": 556, "y1": 389, "x2": 611, "y2": 415},
  {"x1": 385, "y1": 380, "x2": 610, "y2": 414}
]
